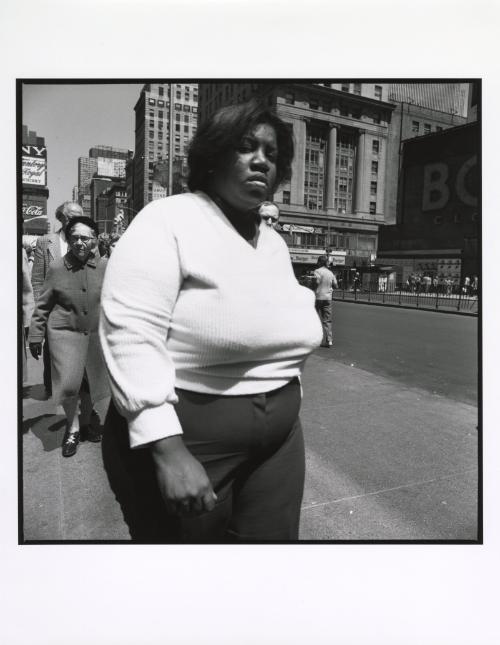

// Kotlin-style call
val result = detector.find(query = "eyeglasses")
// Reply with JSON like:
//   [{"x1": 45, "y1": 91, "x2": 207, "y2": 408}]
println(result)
[{"x1": 68, "y1": 235, "x2": 95, "y2": 244}]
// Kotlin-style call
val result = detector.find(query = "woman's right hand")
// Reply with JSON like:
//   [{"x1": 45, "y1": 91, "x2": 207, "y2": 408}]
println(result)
[
  {"x1": 150, "y1": 435, "x2": 217, "y2": 517},
  {"x1": 29, "y1": 342, "x2": 42, "y2": 360}
]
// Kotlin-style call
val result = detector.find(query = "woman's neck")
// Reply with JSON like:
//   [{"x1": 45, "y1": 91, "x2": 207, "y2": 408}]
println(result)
[{"x1": 208, "y1": 192, "x2": 260, "y2": 246}]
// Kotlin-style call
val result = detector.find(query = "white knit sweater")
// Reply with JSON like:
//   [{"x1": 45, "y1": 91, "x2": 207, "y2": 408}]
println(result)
[{"x1": 99, "y1": 191, "x2": 322, "y2": 448}]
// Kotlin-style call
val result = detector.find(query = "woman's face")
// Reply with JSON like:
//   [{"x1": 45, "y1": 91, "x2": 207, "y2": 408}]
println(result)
[
  {"x1": 67, "y1": 223, "x2": 96, "y2": 262},
  {"x1": 211, "y1": 123, "x2": 278, "y2": 212}
]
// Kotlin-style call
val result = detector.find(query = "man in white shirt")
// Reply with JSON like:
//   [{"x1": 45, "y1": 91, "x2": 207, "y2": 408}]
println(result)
[
  {"x1": 313, "y1": 255, "x2": 338, "y2": 348},
  {"x1": 31, "y1": 201, "x2": 83, "y2": 395}
]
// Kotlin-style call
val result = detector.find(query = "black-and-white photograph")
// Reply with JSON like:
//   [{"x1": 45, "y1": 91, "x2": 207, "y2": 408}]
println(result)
[{"x1": 19, "y1": 80, "x2": 480, "y2": 544}]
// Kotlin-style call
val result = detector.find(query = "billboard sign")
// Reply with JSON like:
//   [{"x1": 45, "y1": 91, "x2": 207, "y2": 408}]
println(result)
[
  {"x1": 22, "y1": 145, "x2": 47, "y2": 186},
  {"x1": 97, "y1": 157, "x2": 126, "y2": 178}
]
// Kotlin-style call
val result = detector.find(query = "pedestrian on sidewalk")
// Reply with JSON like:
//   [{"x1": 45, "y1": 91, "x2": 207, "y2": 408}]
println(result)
[
  {"x1": 313, "y1": 255, "x2": 337, "y2": 348},
  {"x1": 28, "y1": 216, "x2": 110, "y2": 457},
  {"x1": 31, "y1": 201, "x2": 83, "y2": 397},
  {"x1": 22, "y1": 247, "x2": 35, "y2": 383},
  {"x1": 99, "y1": 100, "x2": 322, "y2": 542}
]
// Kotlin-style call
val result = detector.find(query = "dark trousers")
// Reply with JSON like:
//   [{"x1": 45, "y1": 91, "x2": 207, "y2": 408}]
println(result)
[
  {"x1": 102, "y1": 378, "x2": 305, "y2": 543},
  {"x1": 315, "y1": 299, "x2": 333, "y2": 345}
]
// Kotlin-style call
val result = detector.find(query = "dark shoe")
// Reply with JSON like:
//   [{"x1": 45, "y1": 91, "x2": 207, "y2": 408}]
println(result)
[
  {"x1": 81, "y1": 424, "x2": 102, "y2": 443},
  {"x1": 62, "y1": 429, "x2": 80, "y2": 457}
]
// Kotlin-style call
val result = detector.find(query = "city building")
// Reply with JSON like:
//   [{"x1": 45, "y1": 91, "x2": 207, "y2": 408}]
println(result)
[
  {"x1": 132, "y1": 83, "x2": 198, "y2": 213},
  {"x1": 377, "y1": 122, "x2": 479, "y2": 285},
  {"x1": 78, "y1": 145, "x2": 131, "y2": 217},
  {"x1": 21, "y1": 125, "x2": 50, "y2": 235},
  {"x1": 383, "y1": 83, "x2": 469, "y2": 224},
  {"x1": 198, "y1": 82, "x2": 396, "y2": 277},
  {"x1": 72, "y1": 185, "x2": 79, "y2": 202},
  {"x1": 94, "y1": 181, "x2": 128, "y2": 233}
]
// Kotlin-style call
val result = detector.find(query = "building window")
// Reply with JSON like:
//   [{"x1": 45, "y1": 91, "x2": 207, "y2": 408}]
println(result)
[
  {"x1": 309, "y1": 99, "x2": 318, "y2": 110},
  {"x1": 176, "y1": 91, "x2": 181, "y2": 99},
  {"x1": 436, "y1": 126, "x2": 443, "y2": 132},
  {"x1": 175, "y1": 124, "x2": 180, "y2": 131},
  {"x1": 148, "y1": 98, "x2": 155, "y2": 106},
  {"x1": 175, "y1": 103, "x2": 181, "y2": 110},
  {"x1": 183, "y1": 105, "x2": 190, "y2": 112},
  {"x1": 282, "y1": 190, "x2": 290, "y2": 204},
  {"x1": 159, "y1": 87, "x2": 164, "y2": 96},
  {"x1": 424, "y1": 123, "x2": 431, "y2": 135},
  {"x1": 412, "y1": 121, "x2": 420, "y2": 133},
  {"x1": 175, "y1": 113, "x2": 181, "y2": 121},
  {"x1": 339, "y1": 104, "x2": 349, "y2": 117},
  {"x1": 334, "y1": 131, "x2": 356, "y2": 213},
  {"x1": 304, "y1": 124, "x2": 327, "y2": 211},
  {"x1": 192, "y1": 106, "x2": 198, "y2": 113},
  {"x1": 284, "y1": 92, "x2": 294, "y2": 104},
  {"x1": 149, "y1": 131, "x2": 154, "y2": 138},
  {"x1": 370, "y1": 181, "x2": 377, "y2": 196},
  {"x1": 371, "y1": 160, "x2": 378, "y2": 175},
  {"x1": 369, "y1": 202, "x2": 376, "y2": 214},
  {"x1": 373, "y1": 112, "x2": 381, "y2": 124},
  {"x1": 352, "y1": 107, "x2": 361, "y2": 119},
  {"x1": 158, "y1": 100, "x2": 164, "y2": 107},
  {"x1": 341, "y1": 83, "x2": 349, "y2": 92},
  {"x1": 158, "y1": 111, "x2": 163, "y2": 119},
  {"x1": 374, "y1": 85, "x2": 382, "y2": 100},
  {"x1": 372, "y1": 140, "x2": 380, "y2": 154},
  {"x1": 184, "y1": 125, "x2": 189, "y2": 132},
  {"x1": 353, "y1": 83, "x2": 361, "y2": 95},
  {"x1": 149, "y1": 110, "x2": 154, "y2": 117}
]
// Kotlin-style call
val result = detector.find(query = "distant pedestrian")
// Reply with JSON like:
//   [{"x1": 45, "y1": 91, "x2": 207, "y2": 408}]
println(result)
[
  {"x1": 314, "y1": 255, "x2": 338, "y2": 348},
  {"x1": 463, "y1": 276, "x2": 471, "y2": 295},
  {"x1": 98, "y1": 232, "x2": 110, "y2": 258},
  {"x1": 107, "y1": 233, "x2": 122, "y2": 256},
  {"x1": 28, "y1": 217, "x2": 110, "y2": 457},
  {"x1": 31, "y1": 201, "x2": 83, "y2": 397}
]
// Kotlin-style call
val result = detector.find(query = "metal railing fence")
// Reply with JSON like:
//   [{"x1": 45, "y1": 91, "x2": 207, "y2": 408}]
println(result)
[{"x1": 333, "y1": 283, "x2": 478, "y2": 314}]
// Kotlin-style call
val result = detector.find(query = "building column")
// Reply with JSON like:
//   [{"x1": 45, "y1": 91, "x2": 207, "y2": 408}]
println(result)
[
  {"x1": 290, "y1": 118, "x2": 306, "y2": 206},
  {"x1": 354, "y1": 129, "x2": 367, "y2": 213},
  {"x1": 325, "y1": 124, "x2": 337, "y2": 210}
]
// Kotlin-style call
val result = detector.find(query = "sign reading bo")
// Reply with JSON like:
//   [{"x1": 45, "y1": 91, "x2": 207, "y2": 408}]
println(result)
[{"x1": 422, "y1": 154, "x2": 477, "y2": 211}]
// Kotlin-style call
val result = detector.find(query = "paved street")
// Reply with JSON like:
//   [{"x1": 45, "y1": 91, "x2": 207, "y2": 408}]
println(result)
[{"x1": 21, "y1": 303, "x2": 479, "y2": 541}]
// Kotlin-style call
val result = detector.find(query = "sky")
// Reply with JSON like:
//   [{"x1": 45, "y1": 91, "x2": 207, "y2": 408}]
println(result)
[{"x1": 22, "y1": 83, "x2": 143, "y2": 230}]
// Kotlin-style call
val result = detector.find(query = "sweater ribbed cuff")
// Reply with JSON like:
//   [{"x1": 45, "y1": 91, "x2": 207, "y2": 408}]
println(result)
[{"x1": 127, "y1": 401, "x2": 183, "y2": 449}]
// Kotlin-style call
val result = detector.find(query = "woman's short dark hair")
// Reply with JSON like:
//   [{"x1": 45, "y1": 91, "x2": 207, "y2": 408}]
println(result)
[
  {"x1": 187, "y1": 99, "x2": 294, "y2": 193},
  {"x1": 64, "y1": 216, "x2": 99, "y2": 239}
]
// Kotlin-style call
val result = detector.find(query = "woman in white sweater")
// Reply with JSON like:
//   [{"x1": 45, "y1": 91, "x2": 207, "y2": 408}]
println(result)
[{"x1": 99, "y1": 100, "x2": 323, "y2": 542}]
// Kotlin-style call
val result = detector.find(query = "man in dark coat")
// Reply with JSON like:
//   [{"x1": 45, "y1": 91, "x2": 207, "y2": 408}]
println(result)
[{"x1": 31, "y1": 201, "x2": 83, "y2": 396}]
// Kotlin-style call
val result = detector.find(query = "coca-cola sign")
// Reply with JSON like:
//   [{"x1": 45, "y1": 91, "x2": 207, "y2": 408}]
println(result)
[{"x1": 22, "y1": 204, "x2": 45, "y2": 217}]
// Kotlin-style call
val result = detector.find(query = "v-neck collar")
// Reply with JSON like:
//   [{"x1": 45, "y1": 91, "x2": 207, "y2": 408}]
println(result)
[{"x1": 199, "y1": 191, "x2": 263, "y2": 251}]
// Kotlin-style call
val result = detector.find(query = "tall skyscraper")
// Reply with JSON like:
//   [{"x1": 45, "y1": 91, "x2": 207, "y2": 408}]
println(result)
[
  {"x1": 78, "y1": 145, "x2": 131, "y2": 218},
  {"x1": 22, "y1": 125, "x2": 50, "y2": 235},
  {"x1": 132, "y1": 83, "x2": 198, "y2": 214}
]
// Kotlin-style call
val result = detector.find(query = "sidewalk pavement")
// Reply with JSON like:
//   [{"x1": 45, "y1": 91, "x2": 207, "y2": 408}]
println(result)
[{"x1": 21, "y1": 350, "x2": 478, "y2": 542}]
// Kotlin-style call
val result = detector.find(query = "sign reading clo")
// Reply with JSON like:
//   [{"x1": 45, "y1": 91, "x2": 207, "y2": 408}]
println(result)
[{"x1": 422, "y1": 155, "x2": 477, "y2": 211}]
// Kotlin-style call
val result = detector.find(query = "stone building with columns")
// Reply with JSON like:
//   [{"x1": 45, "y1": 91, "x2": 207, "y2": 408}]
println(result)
[{"x1": 198, "y1": 82, "x2": 395, "y2": 276}]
